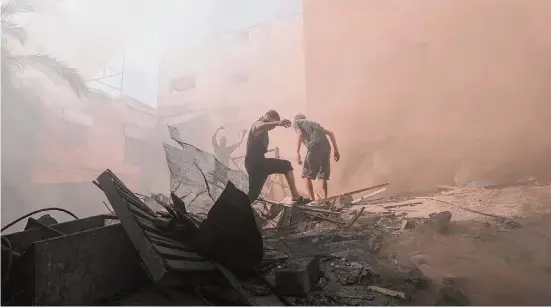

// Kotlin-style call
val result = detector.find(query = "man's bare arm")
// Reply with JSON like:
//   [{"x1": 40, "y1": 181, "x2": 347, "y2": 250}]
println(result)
[
  {"x1": 324, "y1": 128, "x2": 339, "y2": 154},
  {"x1": 227, "y1": 129, "x2": 248, "y2": 153},
  {"x1": 296, "y1": 129, "x2": 303, "y2": 154},
  {"x1": 296, "y1": 129, "x2": 303, "y2": 164},
  {"x1": 212, "y1": 127, "x2": 222, "y2": 150},
  {"x1": 252, "y1": 119, "x2": 291, "y2": 135}
]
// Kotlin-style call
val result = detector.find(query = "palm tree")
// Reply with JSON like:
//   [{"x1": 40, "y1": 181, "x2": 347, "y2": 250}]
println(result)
[
  {"x1": 1, "y1": 0, "x2": 90, "y2": 186},
  {"x1": 1, "y1": 0, "x2": 89, "y2": 98}
]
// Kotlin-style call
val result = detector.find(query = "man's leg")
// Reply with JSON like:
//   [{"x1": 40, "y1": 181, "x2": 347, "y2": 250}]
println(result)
[
  {"x1": 283, "y1": 171, "x2": 301, "y2": 200},
  {"x1": 318, "y1": 146, "x2": 332, "y2": 200},
  {"x1": 263, "y1": 158, "x2": 304, "y2": 201},
  {"x1": 245, "y1": 163, "x2": 267, "y2": 203},
  {"x1": 303, "y1": 177, "x2": 315, "y2": 200},
  {"x1": 321, "y1": 179, "x2": 328, "y2": 199},
  {"x1": 302, "y1": 149, "x2": 321, "y2": 201}
]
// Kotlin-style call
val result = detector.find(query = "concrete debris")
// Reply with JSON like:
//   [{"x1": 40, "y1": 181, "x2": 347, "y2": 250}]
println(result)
[
  {"x1": 331, "y1": 259, "x2": 367, "y2": 285},
  {"x1": 367, "y1": 285, "x2": 407, "y2": 299},
  {"x1": 424, "y1": 211, "x2": 453, "y2": 234},
  {"x1": 274, "y1": 256, "x2": 321, "y2": 297},
  {"x1": 383, "y1": 201, "x2": 423, "y2": 209},
  {"x1": 344, "y1": 207, "x2": 365, "y2": 228},
  {"x1": 9, "y1": 168, "x2": 544, "y2": 306}
]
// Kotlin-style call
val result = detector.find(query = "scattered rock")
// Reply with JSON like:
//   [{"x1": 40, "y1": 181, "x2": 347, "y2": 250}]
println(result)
[
  {"x1": 377, "y1": 217, "x2": 394, "y2": 228},
  {"x1": 335, "y1": 286, "x2": 375, "y2": 300},
  {"x1": 274, "y1": 256, "x2": 321, "y2": 297},
  {"x1": 400, "y1": 219, "x2": 412, "y2": 230},
  {"x1": 425, "y1": 211, "x2": 452, "y2": 234},
  {"x1": 334, "y1": 195, "x2": 353, "y2": 210},
  {"x1": 331, "y1": 260, "x2": 366, "y2": 285}
]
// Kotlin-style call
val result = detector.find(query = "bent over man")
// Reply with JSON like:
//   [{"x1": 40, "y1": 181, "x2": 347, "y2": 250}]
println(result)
[
  {"x1": 245, "y1": 110, "x2": 310, "y2": 204},
  {"x1": 294, "y1": 114, "x2": 340, "y2": 201}
]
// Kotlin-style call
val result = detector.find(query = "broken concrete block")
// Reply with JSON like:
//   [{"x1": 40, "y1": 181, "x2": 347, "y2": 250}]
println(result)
[
  {"x1": 400, "y1": 219, "x2": 410, "y2": 230},
  {"x1": 274, "y1": 256, "x2": 320, "y2": 296},
  {"x1": 376, "y1": 217, "x2": 394, "y2": 228},
  {"x1": 332, "y1": 261, "x2": 366, "y2": 285},
  {"x1": 425, "y1": 211, "x2": 452, "y2": 234}
]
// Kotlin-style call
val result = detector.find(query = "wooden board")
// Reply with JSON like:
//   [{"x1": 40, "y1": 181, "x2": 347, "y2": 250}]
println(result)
[
  {"x1": 319, "y1": 182, "x2": 390, "y2": 202},
  {"x1": 98, "y1": 170, "x2": 168, "y2": 282}
]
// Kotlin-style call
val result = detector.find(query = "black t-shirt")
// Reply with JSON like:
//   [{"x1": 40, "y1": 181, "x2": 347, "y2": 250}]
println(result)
[{"x1": 245, "y1": 120, "x2": 269, "y2": 163}]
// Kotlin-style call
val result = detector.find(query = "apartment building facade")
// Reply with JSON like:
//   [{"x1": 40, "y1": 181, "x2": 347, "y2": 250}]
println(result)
[{"x1": 156, "y1": 12, "x2": 307, "y2": 162}]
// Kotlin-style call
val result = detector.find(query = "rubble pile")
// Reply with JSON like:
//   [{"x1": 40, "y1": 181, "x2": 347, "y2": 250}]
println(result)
[{"x1": 3, "y1": 125, "x2": 547, "y2": 305}]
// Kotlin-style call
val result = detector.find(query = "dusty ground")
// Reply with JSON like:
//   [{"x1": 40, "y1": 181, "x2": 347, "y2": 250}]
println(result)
[{"x1": 374, "y1": 184, "x2": 551, "y2": 305}]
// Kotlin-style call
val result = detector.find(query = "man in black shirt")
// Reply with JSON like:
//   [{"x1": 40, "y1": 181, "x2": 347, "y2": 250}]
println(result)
[{"x1": 245, "y1": 110, "x2": 309, "y2": 204}]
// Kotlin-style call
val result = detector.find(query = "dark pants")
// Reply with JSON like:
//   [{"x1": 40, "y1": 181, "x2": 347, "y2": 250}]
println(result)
[
  {"x1": 245, "y1": 157, "x2": 293, "y2": 203},
  {"x1": 302, "y1": 143, "x2": 331, "y2": 180}
]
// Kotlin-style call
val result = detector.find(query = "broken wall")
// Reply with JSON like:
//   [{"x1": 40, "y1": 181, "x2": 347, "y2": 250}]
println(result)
[{"x1": 303, "y1": 0, "x2": 551, "y2": 193}]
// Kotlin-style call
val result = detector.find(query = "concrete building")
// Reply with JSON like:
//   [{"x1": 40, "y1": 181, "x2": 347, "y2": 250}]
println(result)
[
  {"x1": 30, "y1": 89, "x2": 158, "y2": 192},
  {"x1": 157, "y1": 12, "x2": 306, "y2": 163}
]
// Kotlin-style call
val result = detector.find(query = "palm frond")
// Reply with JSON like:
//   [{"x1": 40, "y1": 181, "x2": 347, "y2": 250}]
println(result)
[
  {"x1": 1, "y1": 45, "x2": 17, "y2": 94},
  {"x1": 1, "y1": 0, "x2": 34, "y2": 17},
  {"x1": 1, "y1": 19, "x2": 27, "y2": 44},
  {"x1": 8, "y1": 54, "x2": 90, "y2": 98}
]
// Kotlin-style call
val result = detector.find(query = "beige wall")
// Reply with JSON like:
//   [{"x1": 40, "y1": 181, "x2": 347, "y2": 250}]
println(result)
[
  {"x1": 30, "y1": 88, "x2": 159, "y2": 192},
  {"x1": 303, "y1": 0, "x2": 551, "y2": 191}
]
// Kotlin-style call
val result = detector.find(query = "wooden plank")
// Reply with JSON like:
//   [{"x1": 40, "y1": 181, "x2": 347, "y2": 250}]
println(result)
[
  {"x1": 344, "y1": 207, "x2": 365, "y2": 229},
  {"x1": 349, "y1": 188, "x2": 387, "y2": 205},
  {"x1": 367, "y1": 286, "x2": 407, "y2": 300},
  {"x1": 133, "y1": 216, "x2": 165, "y2": 235},
  {"x1": 115, "y1": 186, "x2": 157, "y2": 215},
  {"x1": 142, "y1": 230, "x2": 180, "y2": 243},
  {"x1": 383, "y1": 201, "x2": 423, "y2": 209},
  {"x1": 152, "y1": 244, "x2": 205, "y2": 261},
  {"x1": 319, "y1": 182, "x2": 390, "y2": 203},
  {"x1": 147, "y1": 236, "x2": 197, "y2": 252},
  {"x1": 98, "y1": 170, "x2": 167, "y2": 282},
  {"x1": 128, "y1": 205, "x2": 157, "y2": 221}
]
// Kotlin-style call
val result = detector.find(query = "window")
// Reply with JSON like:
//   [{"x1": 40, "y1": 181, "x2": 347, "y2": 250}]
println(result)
[
  {"x1": 124, "y1": 136, "x2": 147, "y2": 164},
  {"x1": 229, "y1": 70, "x2": 249, "y2": 84},
  {"x1": 171, "y1": 75, "x2": 196, "y2": 92},
  {"x1": 59, "y1": 121, "x2": 89, "y2": 146}
]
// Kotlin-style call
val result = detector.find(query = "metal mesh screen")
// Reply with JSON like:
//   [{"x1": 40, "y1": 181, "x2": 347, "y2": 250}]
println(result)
[{"x1": 163, "y1": 125, "x2": 250, "y2": 216}]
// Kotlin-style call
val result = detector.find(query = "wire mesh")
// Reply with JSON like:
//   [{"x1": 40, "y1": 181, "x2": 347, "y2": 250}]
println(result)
[{"x1": 163, "y1": 125, "x2": 250, "y2": 217}]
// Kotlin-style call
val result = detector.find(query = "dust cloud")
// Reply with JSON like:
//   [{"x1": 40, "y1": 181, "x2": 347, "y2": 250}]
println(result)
[
  {"x1": 380, "y1": 214, "x2": 551, "y2": 305},
  {"x1": 303, "y1": 0, "x2": 551, "y2": 194}
]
